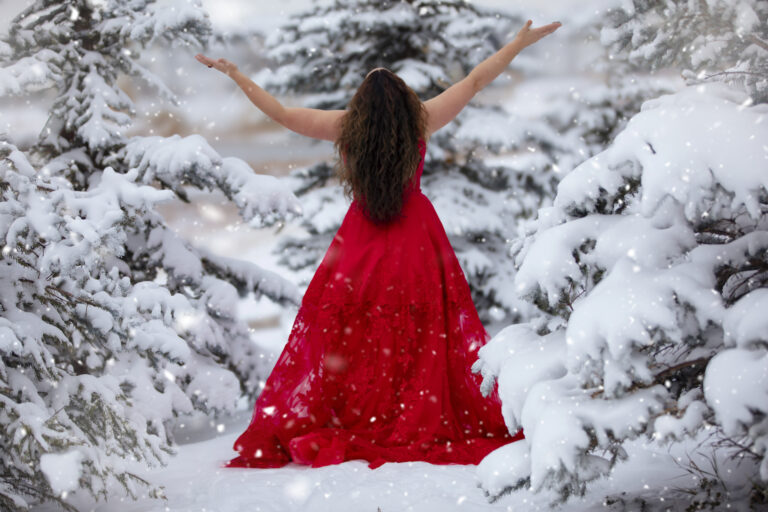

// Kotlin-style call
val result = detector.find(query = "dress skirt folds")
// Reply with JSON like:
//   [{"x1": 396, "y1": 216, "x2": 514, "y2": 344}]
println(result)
[{"x1": 224, "y1": 139, "x2": 524, "y2": 470}]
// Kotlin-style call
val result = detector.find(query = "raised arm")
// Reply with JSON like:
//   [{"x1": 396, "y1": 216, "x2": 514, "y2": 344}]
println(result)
[
  {"x1": 195, "y1": 54, "x2": 344, "y2": 142},
  {"x1": 424, "y1": 20, "x2": 561, "y2": 135}
]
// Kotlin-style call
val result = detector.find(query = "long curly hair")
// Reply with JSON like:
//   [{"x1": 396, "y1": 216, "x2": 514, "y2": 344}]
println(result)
[{"x1": 334, "y1": 68, "x2": 427, "y2": 224}]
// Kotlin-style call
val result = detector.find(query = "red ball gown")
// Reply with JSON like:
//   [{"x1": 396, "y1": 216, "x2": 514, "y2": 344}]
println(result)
[{"x1": 223, "y1": 138, "x2": 524, "y2": 470}]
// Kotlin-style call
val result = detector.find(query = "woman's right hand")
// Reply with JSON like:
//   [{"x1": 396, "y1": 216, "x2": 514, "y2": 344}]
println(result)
[
  {"x1": 513, "y1": 20, "x2": 562, "y2": 49},
  {"x1": 195, "y1": 54, "x2": 239, "y2": 77}
]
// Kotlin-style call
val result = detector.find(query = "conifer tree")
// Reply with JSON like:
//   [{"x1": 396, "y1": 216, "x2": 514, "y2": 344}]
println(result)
[
  {"x1": 259, "y1": 0, "x2": 573, "y2": 324},
  {"x1": 473, "y1": 2, "x2": 768, "y2": 506},
  {"x1": 474, "y1": 78, "x2": 768, "y2": 512},
  {"x1": 0, "y1": 1, "x2": 299, "y2": 509}
]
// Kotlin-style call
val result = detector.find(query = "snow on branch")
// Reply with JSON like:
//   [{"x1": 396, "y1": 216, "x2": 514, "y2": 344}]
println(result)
[
  {"x1": 476, "y1": 83, "x2": 768, "y2": 504},
  {"x1": 124, "y1": 0, "x2": 212, "y2": 48},
  {"x1": 0, "y1": 50, "x2": 61, "y2": 97},
  {"x1": 199, "y1": 247, "x2": 301, "y2": 307},
  {"x1": 120, "y1": 134, "x2": 302, "y2": 227}
]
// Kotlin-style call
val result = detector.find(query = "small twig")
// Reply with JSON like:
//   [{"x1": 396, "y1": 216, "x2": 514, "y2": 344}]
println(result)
[
  {"x1": 701, "y1": 70, "x2": 766, "y2": 80},
  {"x1": 747, "y1": 34, "x2": 768, "y2": 52},
  {"x1": 652, "y1": 356, "x2": 711, "y2": 384}
]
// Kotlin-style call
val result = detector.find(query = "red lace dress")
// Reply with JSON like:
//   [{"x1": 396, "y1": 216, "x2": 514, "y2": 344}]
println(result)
[{"x1": 224, "y1": 138, "x2": 524, "y2": 470}]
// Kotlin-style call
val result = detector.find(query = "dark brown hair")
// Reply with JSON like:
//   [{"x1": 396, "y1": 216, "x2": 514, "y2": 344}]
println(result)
[{"x1": 334, "y1": 68, "x2": 427, "y2": 224}]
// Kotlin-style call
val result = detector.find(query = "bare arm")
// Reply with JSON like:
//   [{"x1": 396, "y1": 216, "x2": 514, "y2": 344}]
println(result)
[
  {"x1": 424, "y1": 20, "x2": 561, "y2": 135},
  {"x1": 195, "y1": 54, "x2": 344, "y2": 142}
]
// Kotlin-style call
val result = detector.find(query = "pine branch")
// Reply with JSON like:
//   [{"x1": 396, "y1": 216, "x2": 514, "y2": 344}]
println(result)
[{"x1": 747, "y1": 34, "x2": 768, "y2": 52}]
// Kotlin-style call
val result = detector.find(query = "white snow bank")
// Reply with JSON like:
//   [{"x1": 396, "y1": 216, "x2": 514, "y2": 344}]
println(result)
[{"x1": 40, "y1": 450, "x2": 83, "y2": 495}]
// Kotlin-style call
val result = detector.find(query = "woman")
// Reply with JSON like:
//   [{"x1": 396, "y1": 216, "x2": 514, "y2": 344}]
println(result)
[{"x1": 196, "y1": 19, "x2": 561, "y2": 470}]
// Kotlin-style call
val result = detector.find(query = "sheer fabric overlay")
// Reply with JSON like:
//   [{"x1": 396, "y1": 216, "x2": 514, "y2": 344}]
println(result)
[{"x1": 224, "y1": 139, "x2": 524, "y2": 470}]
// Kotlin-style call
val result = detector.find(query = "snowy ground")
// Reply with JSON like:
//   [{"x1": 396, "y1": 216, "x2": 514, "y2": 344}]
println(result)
[{"x1": 31, "y1": 418, "x2": 739, "y2": 512}]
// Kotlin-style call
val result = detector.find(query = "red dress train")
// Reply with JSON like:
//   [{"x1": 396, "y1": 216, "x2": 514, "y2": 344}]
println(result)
[{"x1": 223, "y1": 138, "x2": 524, "y2": 470}]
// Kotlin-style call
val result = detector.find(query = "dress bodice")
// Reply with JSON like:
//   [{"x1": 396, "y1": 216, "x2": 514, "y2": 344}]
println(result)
[{"x1": 405, "y1": 138, "x2": 427, "y2": 194}]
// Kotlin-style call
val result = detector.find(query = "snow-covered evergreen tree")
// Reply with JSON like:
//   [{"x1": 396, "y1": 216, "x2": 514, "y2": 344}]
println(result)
[
  {"x1": 257, "y1": 0, "x2": 576, "y2": 325},
  {"x1": 601, "y1": 0, "x2": 768, "y2": 103},
  {"x1": 0, "y1": 1, "x2": 300, "y2": 510},
  {"x1": 473, "y1": 82, "x2": 768, "y2": 507}
]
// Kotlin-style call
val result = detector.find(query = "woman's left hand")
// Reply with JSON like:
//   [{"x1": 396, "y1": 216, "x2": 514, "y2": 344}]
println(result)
[
  {"x1": 195, "y1": 54, "x2": 239, "y2": 77},
  {"x1": 513, "y1": 20, "x2": 562, "y2": 49}
]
